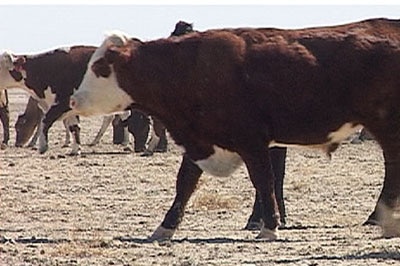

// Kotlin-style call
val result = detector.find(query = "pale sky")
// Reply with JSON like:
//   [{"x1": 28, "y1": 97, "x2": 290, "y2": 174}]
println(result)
[{"x1": 1, "y1": 3, "x2": 400, "y2": 54}]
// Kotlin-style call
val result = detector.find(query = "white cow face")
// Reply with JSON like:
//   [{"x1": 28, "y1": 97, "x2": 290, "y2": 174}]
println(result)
[
  {"x1": 0, "y1": 51, "x2": 26, "y2": 90},
  {"x1": 70, "y1": 32, "x2": 134, "y2": 117}
]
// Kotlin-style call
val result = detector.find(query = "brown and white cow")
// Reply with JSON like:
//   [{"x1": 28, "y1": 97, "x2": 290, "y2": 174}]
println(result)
[
  {"x1": 71, "y1": 18, "x2": 400, "y2": 240},
  {"x1": 0, "y1": 46, "x2": 97, "y2": 154},
  {"x1": 0, "y1": 89, "x2": 9, "y2": 149}
]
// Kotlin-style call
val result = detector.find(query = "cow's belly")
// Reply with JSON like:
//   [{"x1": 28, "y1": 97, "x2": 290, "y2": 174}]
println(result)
[
  {"x1": 270, "y1": 122, "x2": 363, "y2": 150},
  {"x1": 195, "y1": 145, "x2": 243, "y2": 177}
]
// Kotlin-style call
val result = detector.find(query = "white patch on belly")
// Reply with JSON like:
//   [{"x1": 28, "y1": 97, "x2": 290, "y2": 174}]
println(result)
[
  {"x1": 195, "y1": 145, "x2": 243, "y2": 177},
  {"x1": 328, "y1": 123, "x2": 363, "y2": 143},
  {"x1": 269, "y1": 122, "x2": 363, "y2": 151}
]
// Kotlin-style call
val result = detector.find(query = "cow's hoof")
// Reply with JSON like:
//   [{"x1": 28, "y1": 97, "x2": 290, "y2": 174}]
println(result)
[
  {"x1": 363, "y1": 218, "x2": 380, "y2": 226},
  {"x1": 141, "y1": 150, "x2": 154, "y2": 157},
  {"x1": 148, "y1": 226, "x2": 175, "y2": 242},
  {"x1": 244, "y1": 221, "x2": 262, "y2": 231},
  {"x1": 123, "y1": 146, "x2": 132, "y2": 152},
  {"x1": 378, "y1": 203, "x2": 400, "y2": 238},
  {"x1": 1, "y1": 143, "x2": 7, "y2": 150},
  {"x1": 256, "y1": 227, "x2": 278, "y2": 240},
  {"x1": 39, "y1": 145, "x2": 48, "y2": 154},
  {"x1": 363, "y1": 211, "x2": 380, "y2": 226},
  {"x1": 68, "y1": 149, "x2": 81, "y2": 156},
  {"x1": 350, "y1": 137, "x2": 363, "y2": 144}
]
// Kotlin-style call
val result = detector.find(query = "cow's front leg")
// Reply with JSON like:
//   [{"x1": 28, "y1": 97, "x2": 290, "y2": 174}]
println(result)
[
  {"x1": 38, "y1": 104, "x2": 68, "y2": 154},
  {"x1": 149, "y1": 155, "x2": 203, "y2": 241},
  {"x1": 245, "y1": 147, "x2": 287, "y2": 230},
  {"x1": 90, "y1": 115, "x2": 113, "y2": 146},
  {"x1": 126, "y1": 110, "x2": 150, "y2": 153},
  {"x1": 38, "y1": 120, "x2": 51, "y2": 154},
  {"x1": 27, "y1": 121, "x2": 41, "y2": 148},
  {"x1": 0, "y1": 106, "x2": 10, "y2": 149},
  {"x1": 62, "y1": 119, "x2": 71, "y2": 147},
  {"x1": 66, "y1": 115, "x2": 81, "y2": 155},
  {"x1": 374, "y1": 151, "x2": 400, "y2": 237},
  {"x1": 240, "y1": 148, "x2": 280, "y2": 240}
]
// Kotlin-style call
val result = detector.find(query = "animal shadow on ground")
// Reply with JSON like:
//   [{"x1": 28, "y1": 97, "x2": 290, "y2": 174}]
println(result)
[{"x1": 275, "y1": 252, "x2": 400, "y2": 264}]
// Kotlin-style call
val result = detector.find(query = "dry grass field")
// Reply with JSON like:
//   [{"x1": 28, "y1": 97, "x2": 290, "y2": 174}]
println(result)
[{"x1": 1, "y1": 90, "x2": 400, "y2": 265}]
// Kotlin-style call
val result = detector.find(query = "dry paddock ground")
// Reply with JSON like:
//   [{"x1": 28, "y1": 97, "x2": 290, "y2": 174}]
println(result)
[{"x1": 1, "y1": 90, "x2": 400, "y2": 266}]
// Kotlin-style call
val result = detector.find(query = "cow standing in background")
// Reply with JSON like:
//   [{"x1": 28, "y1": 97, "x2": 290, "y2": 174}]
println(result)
[
  {"x1": 0, "y1": 89, "x2": 9, "y2": 149},
  {"x1": 13, "y1": 97, "x2": 152, "y2": 152},
  {"x1": 71, "y1": 18, "x2": 400, "y2": 240},
  {"x1": 0, "y1": 46, "x2": 97, "y2": 154}
]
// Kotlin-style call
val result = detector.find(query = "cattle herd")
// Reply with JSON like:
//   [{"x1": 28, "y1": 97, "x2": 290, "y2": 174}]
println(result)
[{"x1": 1, "y1": 18, "x2": 400, "y2": 242}]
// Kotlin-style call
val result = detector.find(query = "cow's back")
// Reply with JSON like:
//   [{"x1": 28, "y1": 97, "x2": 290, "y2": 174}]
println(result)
[
  {"x1": 24, "y1": 46, "x2": 96, "y2": 98},
  {"x1": 236, "y1": 19, "x2": 400, "y2": 145}
]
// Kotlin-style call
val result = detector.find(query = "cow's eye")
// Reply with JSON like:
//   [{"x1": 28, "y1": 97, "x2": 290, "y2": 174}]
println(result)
[{"x1": 92, "y1": 58, "x2": 111, "y2": 78}]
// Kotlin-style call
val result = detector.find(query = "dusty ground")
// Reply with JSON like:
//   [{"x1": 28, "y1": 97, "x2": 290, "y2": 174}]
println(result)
[{"x1": 1, "y1": 90, "x2": 399, "y2": 266}]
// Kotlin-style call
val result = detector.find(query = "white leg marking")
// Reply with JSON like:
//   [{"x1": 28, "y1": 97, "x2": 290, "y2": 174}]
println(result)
[
  {"x1": 256, "y1": 226, "x2": 278, "y2": 240},
  {"x1": 145, "y1": 131, "x2": 160, "y2": 153},
  {"x1": 62, "y1": 119, "x2": 71, "y2": 147},
  {"x1": 38, "y1": 122, "x2": 48, "y2": 154},
  {"x1": 148, "y1": 225, "x2": 176, "y2": 241},
  {"x1": 378, "y1": 201, "x2": 400, "y2": 238},
  {"x1": 28, "y1": 122, "x2": 42, "y2": 147},
  {"x1": 121, "y1": 127, "x2": 130, "y2": 146},
  {"x1": 90, "y1": 115, "x2": 113, "y2": 146}
]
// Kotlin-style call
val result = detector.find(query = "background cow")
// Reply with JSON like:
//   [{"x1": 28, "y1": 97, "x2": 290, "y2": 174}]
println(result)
[
  {"x1": 71, "y1": 18, "x2": 400, "y2": 241},
  {"x1": 0, "y1": 46, "x2": 96, "y2": 155},
  {"x1": 0, "y1": 89, "x2": 9, "y2": 149},
  {"x1": 13, "y1": 97, "x2": 154, "y2": 153}
]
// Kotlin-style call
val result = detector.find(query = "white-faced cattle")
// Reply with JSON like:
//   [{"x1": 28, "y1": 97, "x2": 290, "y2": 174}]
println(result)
[
  {"x1": 71, "y1": 18, "x2": 400, "y2": 240},
  {"x1": 0, "y1": 89, "x2": 9, "y2": 149},
  {"x1": 0, "y1": 46, "x2": 98, "y2": 154}
]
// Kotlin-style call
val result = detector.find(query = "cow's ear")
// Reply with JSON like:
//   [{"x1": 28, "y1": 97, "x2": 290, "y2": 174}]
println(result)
[
  {"x1": 0, "y1": 52, "x2": 14, "y2": 69},
  {"x1": 13, "y1": 56, "x2": 26, "y2": 72}
]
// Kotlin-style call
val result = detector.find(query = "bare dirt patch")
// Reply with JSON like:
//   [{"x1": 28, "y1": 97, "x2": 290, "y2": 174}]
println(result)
[{"x1": 1, "y1": 90, "x2": 399, "y2": 265}]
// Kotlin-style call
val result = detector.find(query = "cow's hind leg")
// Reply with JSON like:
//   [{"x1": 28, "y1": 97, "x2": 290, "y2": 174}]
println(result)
[
  {"x1": 245, "y1": 147, "x2": 287, "y2": 230},
  {"x1": 149, "y1": 155, "x2": 203, "y2": 241},
  {"x1": 0, "y1": 105, "x2": 10, "y2": 149},
  {"x1": 62, "y1": 119, "x2": 71, "y2": 147},
  {"x1": 240, "y1": 147, "x2": 280, "y2": 240},
  {"x1": 374, "y1": 151, "x2": 400, "y2": 237},
  {"x1": 127, "y1": 110, "x2": 150, "y2": 153},
  {"x1": 66, "y1": 116, "x2": 81, "y2": 155}
]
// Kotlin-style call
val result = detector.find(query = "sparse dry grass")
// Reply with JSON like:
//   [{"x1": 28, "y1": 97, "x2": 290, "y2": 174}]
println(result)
[
  {"x1": 192, "y1": 192, "x2": 241, "y2": 211},
  {"x1": 2, "y1": 90, "x2": 400, "y2": 265}
]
